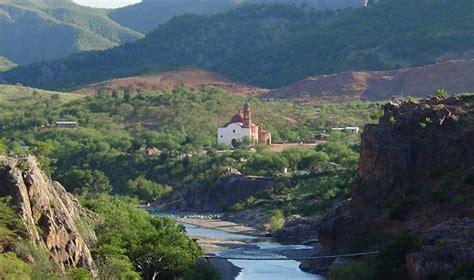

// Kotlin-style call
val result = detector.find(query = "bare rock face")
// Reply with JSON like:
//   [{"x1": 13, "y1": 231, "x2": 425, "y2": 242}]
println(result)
[
  {"x1": 406, "y1": 218, "x2": 474, "y2": 279},
  {"x1": 317, "y1": 95, "x2": 474, "y2": 277},
  {"x1": 0, "y1": 155, "x2": 97, "y2": 274},
  {"x1": 159, "y1": 172, "x2": 276, "y2": 212}
]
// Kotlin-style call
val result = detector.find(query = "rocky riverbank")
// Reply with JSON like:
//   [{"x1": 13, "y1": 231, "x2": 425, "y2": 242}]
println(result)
[{"x1": 173, "y1": 214, "x2": 322, "y2": 280}]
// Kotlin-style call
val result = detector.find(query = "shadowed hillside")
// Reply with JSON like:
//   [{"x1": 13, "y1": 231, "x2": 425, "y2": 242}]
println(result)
[
  {"x1": 110, "y1": 0, "x2": 364, "y2": 34},
  {"x1": 0, "y1": 0, "x2": 142, "y2": 64}
]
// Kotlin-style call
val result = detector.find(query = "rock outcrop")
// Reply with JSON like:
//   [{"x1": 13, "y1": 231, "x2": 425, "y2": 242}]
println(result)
[
  {"x1": 406, "y1": 218, "x2": 474, "y2": 279},
  {"x1": 273, "y1": 215, "x2": 321, "y2": 244},
  {"x1": 316, "y1": 95, "x2": 474, "y2": 278},
  {"x1": 159, "y1": 171, "x2": 276, "y2": 212},
  {"x1": 0, "y1": 155, "x2": 97, "y2": 274}
]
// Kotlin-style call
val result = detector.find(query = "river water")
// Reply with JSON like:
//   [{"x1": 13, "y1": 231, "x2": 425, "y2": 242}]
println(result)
[{"x1": 182, "y1": 222, "x2": 325, "y2": 280}]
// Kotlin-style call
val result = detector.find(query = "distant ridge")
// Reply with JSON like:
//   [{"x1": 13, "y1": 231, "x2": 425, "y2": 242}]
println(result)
[
  {"x1": 2, "y1": 0, "x2": 472, "y2": 90},
  {"x1": 263, "y1": 59, "x2": 474, "y2": 104},
  {"x1": 0, "y1": 0, "x2": 142, "y2": 64},
  {"x1": 109, "y1": 0, "x2": 364, "y2": 34},
  {"x1": 73, "y1": 69, "x2": 268, "y2": 96}
]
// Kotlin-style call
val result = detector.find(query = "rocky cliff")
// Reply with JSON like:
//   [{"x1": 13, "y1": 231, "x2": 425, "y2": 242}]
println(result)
[
  {"x1": 159, "y1": 168, "x2": 276, "y2": 212},
  {"x1": 317, "y1": 95, "x2": 474, "y2": 278},
  {"x1": 0, "y1": 155, "x2": 97, "y2": 274}
]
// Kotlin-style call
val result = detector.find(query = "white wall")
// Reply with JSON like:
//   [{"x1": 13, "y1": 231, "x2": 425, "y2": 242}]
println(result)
[{"x1": 217, "y1": 123, "x2": 251, "y2": 146}]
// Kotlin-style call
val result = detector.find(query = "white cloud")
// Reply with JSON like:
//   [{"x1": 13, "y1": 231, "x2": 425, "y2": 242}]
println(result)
[{"x1": 72, "y1": 0, "x2": 142, "y2": 9}]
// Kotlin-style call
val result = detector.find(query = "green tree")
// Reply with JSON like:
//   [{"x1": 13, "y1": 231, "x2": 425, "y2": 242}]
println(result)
[
  {"x1": 125, "y1": 176, "x2": 172, "y2": 202},
  {"x1": 298, "y1": 151, "x2": 330, "y2": 171},
  {"x1": 269, "y1": 209, "x2": 285, "y2": 231},
  {"x1": 58, "y1": 168, "x2": 112, "y2": 196},
  {"x1": 374, "y1": 234, "x2": 421, "y2": 280},
  {"x1": 87, "y1": 196, "x2": 202, "y2": 280},
  {"x1": 435, "y1": 88, "x2": 449, "y2": 99},
  {"x1": 0, "y1": 138, "x2": 8, "y2": 154}
]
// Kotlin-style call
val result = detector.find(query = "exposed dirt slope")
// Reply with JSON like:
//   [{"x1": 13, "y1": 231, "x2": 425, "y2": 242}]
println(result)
[
  {"x1": 264, "y1": 59, "x2": 474, "y2": 104},
  {"x1": 74, "y1": 69, "x2": 268, "y2": 96}
]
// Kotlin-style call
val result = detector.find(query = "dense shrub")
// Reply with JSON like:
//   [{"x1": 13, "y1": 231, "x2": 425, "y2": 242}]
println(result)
[
  {"x1": 374, "y1": 234, "x2": 421, "y2": 280},
  {"x1": 388, "y1": 197, "x2": 418, "y2": 220},
  {"x1": 85, "y1": 195, "x2": 203, "y2": 279},
  {"x1": 330, "y1": 261, "x2": 374, "y2": 280},
  {"x1": 269, "y1": 209, "x2": 285, "y2": 231}
]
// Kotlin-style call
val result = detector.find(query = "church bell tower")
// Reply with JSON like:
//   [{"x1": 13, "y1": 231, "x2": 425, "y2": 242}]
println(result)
[{"x1": 243, "y1": 102, "x2": 251, "y2": 128}]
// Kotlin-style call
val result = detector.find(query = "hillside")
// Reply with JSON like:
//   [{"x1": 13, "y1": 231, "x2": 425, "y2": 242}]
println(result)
[
  {"x1": 264, "y1": 59, "x2": 474, "y2": 104},
  {"x1": 0, "y1": 83, "x2": 380, "y2": 194},
  {"x1": 0, "y1": 0, "x2": 142, "y2": 65},
  {"x1": 0, "y1": 56, "x2": 15, "y2": 72},
  {"x1": 109, "y1": 0, "x2": 363, "y2": 34},
  {"x1": 1, "y1": 0, "x2": 472, "y2": 90},
  {"x1": 73, "y1": 69, "x2": 268, "y2": 96}
]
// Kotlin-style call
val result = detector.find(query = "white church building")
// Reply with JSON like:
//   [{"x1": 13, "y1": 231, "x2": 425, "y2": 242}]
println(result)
[{"x1": 217, "y1": 103, "x2": 272, "y2": 146}]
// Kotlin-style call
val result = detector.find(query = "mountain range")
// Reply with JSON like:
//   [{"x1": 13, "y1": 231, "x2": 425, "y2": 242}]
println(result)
[
  {"x1": 0, "y1": 0, "x2": 142, "y2": 64},
  {"x1": 0, "y1": 0, "x2": 365, "y2": 65},
  {"x1": 2, "y1": 0, "x2": 473, "y2": 91},
  {"x1": 109, "y1": 0, "x2": 364, "y2": 34}
]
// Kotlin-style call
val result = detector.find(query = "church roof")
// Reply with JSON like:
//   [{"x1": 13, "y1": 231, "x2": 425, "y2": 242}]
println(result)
[{"x1": 230, "y1": 111, "x2": 244, "y2": 123}]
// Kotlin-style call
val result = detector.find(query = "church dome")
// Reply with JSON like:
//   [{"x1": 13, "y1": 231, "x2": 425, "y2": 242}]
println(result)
[{"x1": 230, "y1": 111, "x2": 244, "y2": 123}]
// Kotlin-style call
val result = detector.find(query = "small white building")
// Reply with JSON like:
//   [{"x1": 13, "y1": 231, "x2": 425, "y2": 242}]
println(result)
[
  {"x1": 331, "y1": 126, "x2": 360, "y2": 134},
  {"x1": 217, "y1": 103, "x2": 272, "y2": 146},
  {"x1": 56, "y1": 120, "x2": 78, "y2": 128}
]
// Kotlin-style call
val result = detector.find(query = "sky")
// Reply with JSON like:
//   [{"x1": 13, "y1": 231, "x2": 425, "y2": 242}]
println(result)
[{"x1": 72, "y1": 0, "x2": 142, "y2": 9}]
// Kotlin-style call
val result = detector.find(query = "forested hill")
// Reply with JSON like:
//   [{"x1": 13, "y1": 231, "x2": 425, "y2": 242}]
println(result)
[
  {"x1": 2, "y1": 0, "x2": 473, "y2": 90},
  {"x1": 0, "y1": 0, "x2": 142, "y2": 65},
  {"x1": 109, "y1": 0, "x2": 364, "y2": 34}
]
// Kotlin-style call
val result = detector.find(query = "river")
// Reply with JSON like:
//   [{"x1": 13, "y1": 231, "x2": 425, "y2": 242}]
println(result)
[{"x1": 182, "y1": 222, "x2": 325, "y2": 280}]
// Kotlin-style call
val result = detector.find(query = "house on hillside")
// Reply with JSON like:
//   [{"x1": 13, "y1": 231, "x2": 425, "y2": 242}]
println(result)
[
  {"x1": 217, "y1": 103, "x2": 271, "y2": 146},
  {"x1": 331, "y1": 126, "x2": 360, "y2": 134},
  {"x1": 55, "y1": 120, "x2": 78, "y2": 128}
]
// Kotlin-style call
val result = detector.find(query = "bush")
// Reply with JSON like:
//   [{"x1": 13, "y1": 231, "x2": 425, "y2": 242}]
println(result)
[
  {"x1": 374, "y1": 234, "x2": 421, "y2": 280},
  {"x1": 435, "y1": 89, "x2": 449, "y2": 99},
  {"x1": 125, "y1": 176, "x2": 172, "y2": 202},
  {"x1": 0, "y1": 253, "x2": 32, "y2": 279},
  {"x1": 69, "y1": 268, "x2": 94, "y2": 280},
  {"x1": 330, "y1": 261, "x2": 373, "y2": 280},
  {"x1": 0, "y1": 197, "x2": 26, "y2": 243},
  {"x1": 430, "y1": 189, "x2": 448, "y2": 203},
  {"x1": 462, "y1": 173, "x2": 474, "y2": 187},
  {"x1": 388, "y1": 197, "x2": 418, "y2": 220},
  {"x1": 269, "y1": 209, "x2": 285, "y2": 231},
  {"x1": 230, "y1": 202, "x2": 245, "y2": 212},
  {"x1": 452, "y1": 262, "x2": 474, "y2": 280},
  {"x1": 86, "y1": 196, "x2": 202, "y2": 279},
  {"x1": 96, "y1": 255, "x2": 141, "y2": 280},
  {"x1": 58, "y1": 168, "x2": 112, "y2": 196}
]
